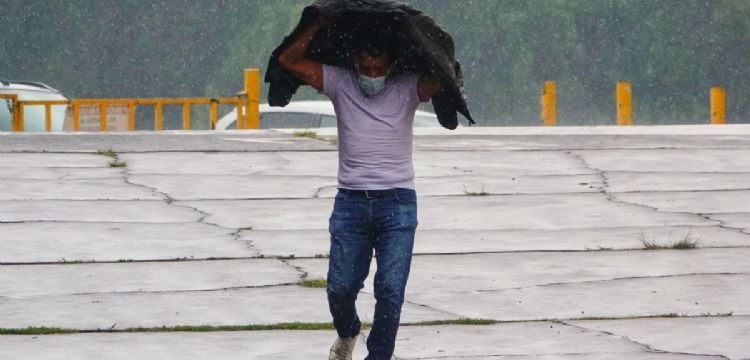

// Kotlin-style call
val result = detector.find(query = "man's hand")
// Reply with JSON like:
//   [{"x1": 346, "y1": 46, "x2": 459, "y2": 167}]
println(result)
[
  {"x1": 277, "y1": 16, "x2": 327, "y2": 92},
  {"x1": 418, "y1": 74, "x2": 444, "y2": 102}
]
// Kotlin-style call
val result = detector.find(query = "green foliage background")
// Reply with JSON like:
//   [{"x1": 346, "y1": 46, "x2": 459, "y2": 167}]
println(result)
[{"x1": 1, "y1": 0, "x2": 748, "y2": 125}]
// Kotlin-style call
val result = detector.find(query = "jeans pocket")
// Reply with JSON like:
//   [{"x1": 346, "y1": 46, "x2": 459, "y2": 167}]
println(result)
[{"x1": 394, "y1": 189, "x2": 417, "y2": 204}]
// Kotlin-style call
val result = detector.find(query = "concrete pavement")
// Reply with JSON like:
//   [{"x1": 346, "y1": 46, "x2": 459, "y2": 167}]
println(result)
[{"x1": 1, "y1": 125, "x2": 749, "y2": 359}]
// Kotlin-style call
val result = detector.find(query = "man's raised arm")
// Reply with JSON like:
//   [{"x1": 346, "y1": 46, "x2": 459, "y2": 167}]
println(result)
[{"x1": 277, "y1": 17, "x2": 326, "y2": 92}]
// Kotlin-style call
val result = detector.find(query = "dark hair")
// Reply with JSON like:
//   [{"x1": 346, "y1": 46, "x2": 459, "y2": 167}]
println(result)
[{"x1": 356, "y1": 29, "x2": 397, "y2": 60}]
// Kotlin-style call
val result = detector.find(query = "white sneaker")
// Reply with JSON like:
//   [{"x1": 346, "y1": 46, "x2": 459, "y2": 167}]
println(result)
[{"x1": 328, "y1": 336, "x2": 357, "y2": 360}]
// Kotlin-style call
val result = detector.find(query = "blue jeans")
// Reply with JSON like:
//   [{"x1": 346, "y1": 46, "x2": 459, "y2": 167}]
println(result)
[{"x1": 327, "y1": 188, "x2": 418, "y2": 360}]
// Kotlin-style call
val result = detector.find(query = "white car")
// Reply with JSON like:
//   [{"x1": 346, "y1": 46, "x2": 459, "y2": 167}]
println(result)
[
  {"x1": 0, "y1": 80, "x2": 68, "y2": 132},
  {"x1": 215, "y1": 100, "x2": 440, "y2": 130}
]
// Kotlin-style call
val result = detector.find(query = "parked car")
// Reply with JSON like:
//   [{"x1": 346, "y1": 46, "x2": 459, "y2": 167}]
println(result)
[
  {"x1": 214, "y1": 100, "x2": 440, "y2": 130},
  {"x1": 0, "y1": 80, "x2": 68, "y2": 132}
]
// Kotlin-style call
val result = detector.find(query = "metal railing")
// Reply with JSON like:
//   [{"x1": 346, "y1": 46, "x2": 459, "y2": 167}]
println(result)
[{"x1": 4, "y1": 68, "x2": 260, "y2": 132}]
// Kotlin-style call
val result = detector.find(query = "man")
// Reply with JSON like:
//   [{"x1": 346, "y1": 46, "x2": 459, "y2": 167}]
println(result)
[{"x1": 277, "y1": 16, "x2": 444, "y2": 360}]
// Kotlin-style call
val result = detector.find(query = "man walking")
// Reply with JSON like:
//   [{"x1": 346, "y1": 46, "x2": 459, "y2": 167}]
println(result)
[{"x1": 277, "y1": 16, "x2": 444, "y2": 360}]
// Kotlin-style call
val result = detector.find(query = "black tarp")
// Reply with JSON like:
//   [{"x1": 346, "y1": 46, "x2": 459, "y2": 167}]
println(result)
[{"x1": 265, "y1": 0, "x2": 475, "y2": 130}]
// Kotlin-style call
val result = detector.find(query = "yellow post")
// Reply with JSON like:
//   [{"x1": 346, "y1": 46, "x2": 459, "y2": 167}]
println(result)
[
  {"x1": 710, "y1": 87, "x2": 725, "y2": 125},
  {"x1": 155, "y1": 101, "x2": 163, "y2": 130},
  {"x1": 128, "y1": 103, "x2": 136, "y2": 131},
  {"x1": 100, "y1": 103, "x2": 108, "y2": 132},
  {"x1": 182, "y1": 101, "x2": 191, "y2": 130},
  {"x1": 72, "y1": 103, "x2": 81, "y2": 132},
  {"x1": 209, "y1": 101, "x2": 218, "y2": 129},
  {"x1": 17, "y1": 104, "x2": 24, "y2": 132},
  {"x1": 45, "y1": 104, "x2": 52, "y2": 132},
  {"x1": 541, "y1": 81, "x2": 556, "y2": 126},
  {"x1": 616, "y1": 82, "x2": 632, "y2": 126},
  {"x1": 244, "y1": 68, "x2": 260, "y2": 129}
]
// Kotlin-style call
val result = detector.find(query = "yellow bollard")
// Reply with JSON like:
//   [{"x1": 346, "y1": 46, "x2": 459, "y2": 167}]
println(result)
[
  {"x1": 182, "y1": 101, "x2": 191, "y2": 130},
  {"x1": 155, "y1": 101, "x2": 163, "y2": 130},
  {"x1": 72, "y1": 103, "x2": 81, "y2": 132},
  {"x1": 17, "y1": 104, "x2": 24, "y2": 132},
  {"x1": 100, "y1": 103, "x2": 108, "y2": 132},
  {"x1": 616, "y1": 82, "x2": 632, "y2": 126},
  {"x1": 128, "y1": 103, "x2": 136, "y2": 131},
  {"x1": 540, "y1": 81, "x2": 556, "y2": 126},
  {"x1": 710, "y1": 87, "x2": 725, "y2": 125},
  {"x1": 45, "y1": 104, "x2": 52, "y2": 132},
  {"x1": 244, "y1": 68, "x2": 261, "y2": 129},
  {"x1": 209, "y1": 101, "x2": 218, "y2": 129}
]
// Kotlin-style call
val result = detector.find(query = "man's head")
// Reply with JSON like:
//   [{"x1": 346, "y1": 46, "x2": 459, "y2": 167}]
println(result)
[
  {"x1": 354, "y1": 34, "x2": 397, "y2": 96},
  {"x1": 354, "y1": 32, "x2": 396, "y2": 77}
]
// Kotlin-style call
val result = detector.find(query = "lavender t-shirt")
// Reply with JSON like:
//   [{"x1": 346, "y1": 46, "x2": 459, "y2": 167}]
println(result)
[{"x1": 322, "y1": 65, "x2": 422, "y2": 190}]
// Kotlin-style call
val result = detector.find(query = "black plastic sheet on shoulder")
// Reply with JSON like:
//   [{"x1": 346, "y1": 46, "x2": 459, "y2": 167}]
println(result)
[{"x1": 266, "y1": 0, "x2": 475, "y2": 130}]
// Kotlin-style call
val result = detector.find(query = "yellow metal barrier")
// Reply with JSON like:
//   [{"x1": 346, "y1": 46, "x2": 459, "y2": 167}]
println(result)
[
  {"x1": 6, "y1": 68, "x2": 260, "y2": 132},
  {"x1": 616, "y1": 82, "x2": 632, "y2": 126},
  {"x1": 710, "y1": 87, "x2": 725, "y2": 125},
  {"x1": 540, "y1": 81, "x2": 556, "y2": 126}
]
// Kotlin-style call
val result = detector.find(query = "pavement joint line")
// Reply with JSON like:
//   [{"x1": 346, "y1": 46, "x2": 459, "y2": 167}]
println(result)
[
  {"x1": 459, "y1": 272, "x2": 750, "y2": 295},
  {"x1": 402, "y1": 299, "x2": 467, "y2": 319},
  {"x1": 5, "y1": 245, "x2": 750, "y2": 266},
  {"x1": 1, "y1": 314, "x2": 742, "y2": 336},
  {"x1": 3, "y1": 282, "x2": 305, "y2": 300},
  {"x1": 559, "y1": 320, "x2": 733, "y2": 360}
]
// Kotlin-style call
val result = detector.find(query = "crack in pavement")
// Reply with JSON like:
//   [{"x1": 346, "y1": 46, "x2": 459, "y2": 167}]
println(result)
[
  {"x1": 2, "y1": 283, "x2": 305, "y2": 300},
  {"x1": 280, "y1": 259, "x2": 310, "y2": 282},
  {"x1": 566, "y1": 151, "x2": 732, "y2": 228},
  {"x1": 559, "y1": 320, "x2": 732, "y2": 360},
  {"x1": 427, "y1": 272, "x2": 750, "y2": 296}
]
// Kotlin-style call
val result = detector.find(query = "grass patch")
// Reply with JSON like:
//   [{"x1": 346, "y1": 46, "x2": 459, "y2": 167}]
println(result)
[
  {"x1": 109, "y1": 160, "x2": 127, "y2": 168},
  {"x1": 292, "y1": 130, "x2": 319, "y2": 139},
  {"x1": 639, "y1": 229, "x2": 700, "y2": 250},
  {"x1": 0, "y1": 327, "x2": 77, "y2": 335},
  {"x1": 96, "y1": 149, "x2": 117, "y2": 158},
  {"x1": 463, "y1": 184, "x2": 489, "y2": 196},
  {"x1": 299, "y1": 278, "x2": 327, "y2": 288},
  {"x1": 125, "y1": 322, "x2": 338, "y2": 332}
]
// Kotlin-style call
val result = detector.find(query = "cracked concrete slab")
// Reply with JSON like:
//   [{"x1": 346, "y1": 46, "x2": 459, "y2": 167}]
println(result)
[
  {"x1": 290, "y1": 248, "x2": 750, "y2": 295},
  {"x1": 120, "y1": 152, "x2": 290, "y2": 175},
  {"x1": 569, "y1": 316, "x2": 750, "y2": 360},
  {"x1": 0, "y1": 286, "x2": 458, "y2": 330},
  {"x1": 185, "y1": 193, "x2": 715, "y2": 231},
  {"x1": 573, "y1": 149, "x2": 750, "y2": 173},
  {"x1": 0, "y1": 324, "x2": 724, "y2": 360},
  {"x1": 613, "y1": 191, "x2": 750, "y2": 214},
  {"x1": 604, "y1": 172, "x2": 750, "y2": 193},
  {"x1": 243, "y1": 226, "x2": 750, "y2": 258},
  {"x1": 0, "y1": 259, "x2": 299, "y2": 298},
  {"x1": 414, "y1": 174, "x2": 603, "y2": 196},
  {"x1": 0, "y1": 153, "x2": 111, "y2": 168},
  {"x1": 408, "y1": 273, "x2": 750, "y2": 321},
  {"x1": 412, "y1": 151, "x2": 596, "y2": 177},
  {"x1": 0, "y1": 167, "x2": 123, "y2": 180},
  {"x1": 0, "y1": 200, "x2": 202, "y2": 223},
  {"x1": 127, "y1": 174, "x2": 336, "y2": 200},
  {"x1": 703, "y1": 213, "x2": 750, "y2": 232},
  {"x1": 0, "y1": 130, "x2": 335, "y2": 152},
  {"x1": 0, "y1": 222, "x2": 254, "y2": 263},
  {"x1": 0, "y1": 178, "x2": 164, "y2": 200}
]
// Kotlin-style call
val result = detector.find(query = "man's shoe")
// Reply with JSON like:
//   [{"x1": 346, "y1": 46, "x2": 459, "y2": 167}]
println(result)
[{"x1": 328, "y1": 336, "x2": 357, "y2": 360}]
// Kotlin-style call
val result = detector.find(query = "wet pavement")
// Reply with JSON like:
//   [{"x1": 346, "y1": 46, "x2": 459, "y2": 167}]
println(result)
[{"x1": 1, "y1": 125, "x2": 749, "y2": 359}]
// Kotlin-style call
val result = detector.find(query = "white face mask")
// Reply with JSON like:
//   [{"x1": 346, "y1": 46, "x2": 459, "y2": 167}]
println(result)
[{"x1": 358, "y1": 74, "x2": 388, "y2": 97}]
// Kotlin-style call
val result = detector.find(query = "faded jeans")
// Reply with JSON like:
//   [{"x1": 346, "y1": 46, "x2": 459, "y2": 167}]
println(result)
[{"x1": 327, "y1": 188, "x2": 418, "y2": 360}]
